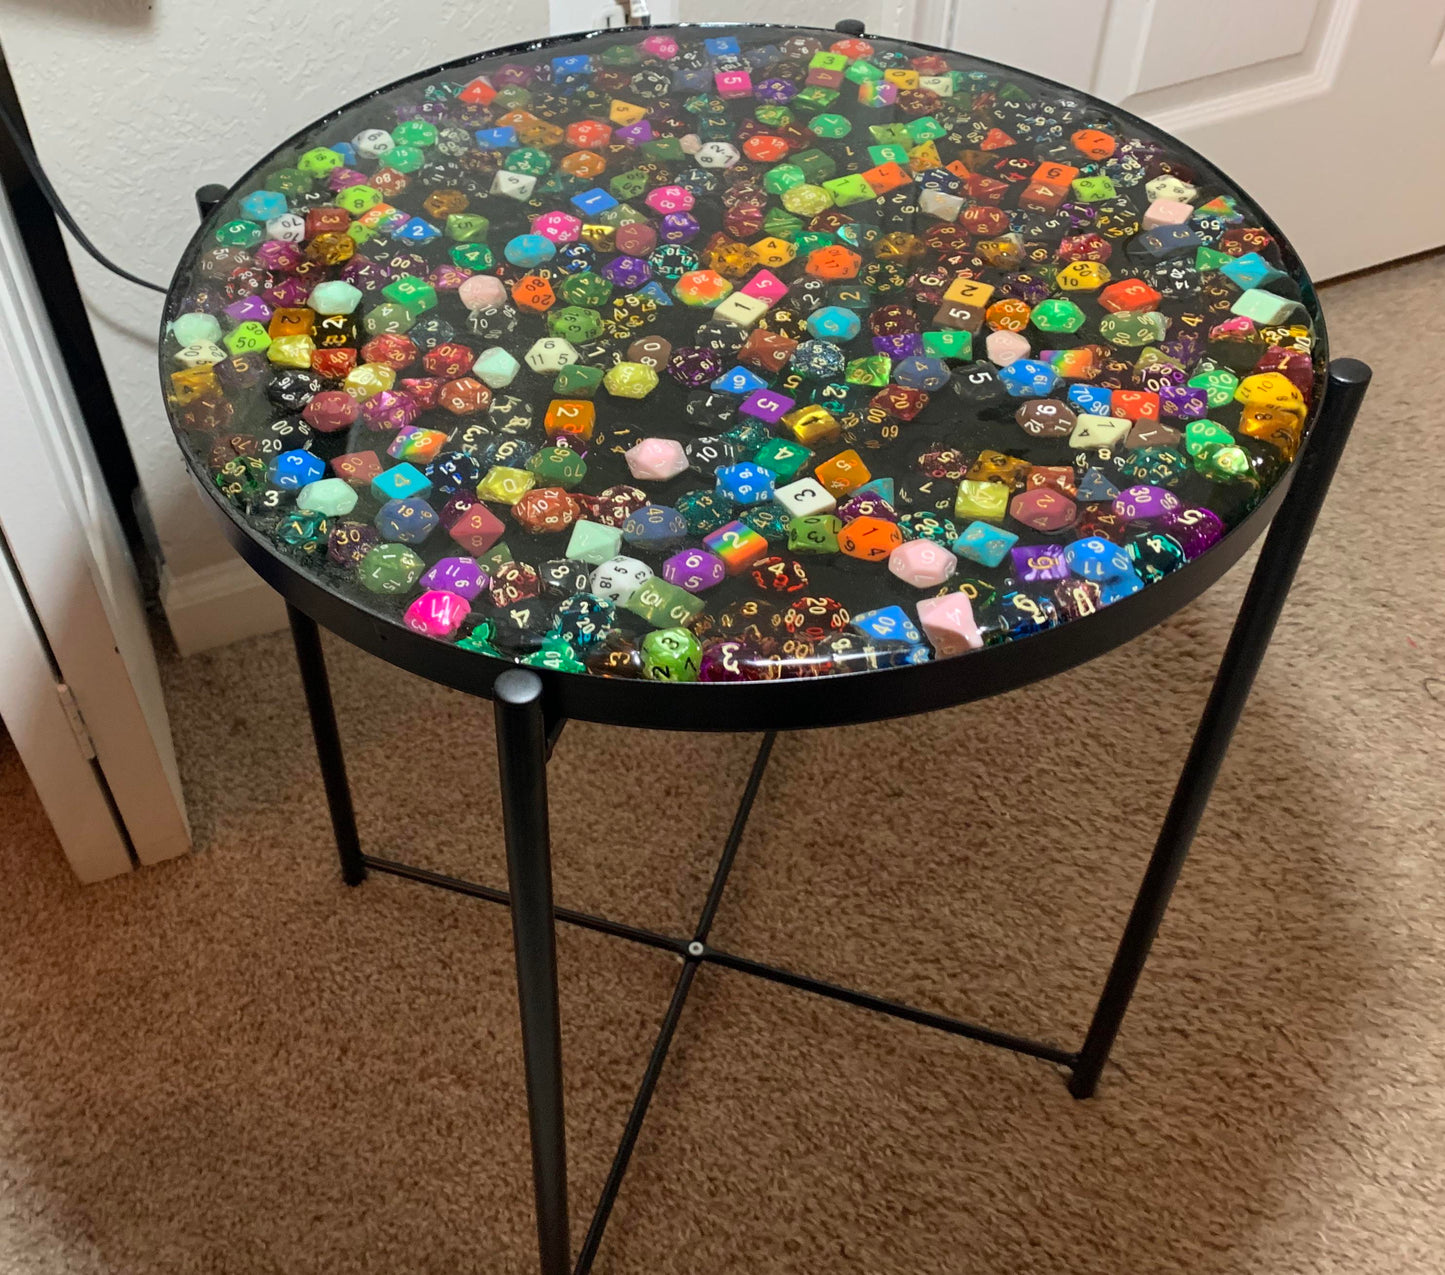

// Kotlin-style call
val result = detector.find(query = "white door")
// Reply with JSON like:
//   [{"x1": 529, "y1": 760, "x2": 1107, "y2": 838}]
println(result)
[
  {"x1": 910, "y1": 0, "x2": 1445, "y2": 279},
  {"x1": 0, "y1": 185, "x2": 190, "y2": 882}
]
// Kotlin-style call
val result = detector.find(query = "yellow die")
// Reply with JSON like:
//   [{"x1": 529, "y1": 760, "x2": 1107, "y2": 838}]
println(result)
[
  {"x1": 476, "y1": 466, "x2": 537, "y2": 505},
  {"x1": 344, "y1": 363, "x2": 396, "y2": 401},
  {"x1": 907, "y1": 141, "x2": 942, "y2": 172},
  {"x1": 267, "y1": 335, "x2": 315, "y2": 368},
  {"x1": 751, "y1": 236, "x2": 798, "y2": 268},
  {"x1": 883, "y1": 69, "x2": 920, "y2": 90},
  {"x1": 944, "y1": 275, "x2": 995, "y2": 307},
  {"x1": 782, "y1": 405, "x2": 841, "y2": 446},
  {"x1": 1234, "y1": 372, "x2": 1306, "y2": 422},
  {"x1": 954, "y1": 479, "x2": 1011, "y2": 522},
  {"x1": 1056, "y1": 260, "x2": 1112, "y2": 291},
  {"x1": 609, "y1": 100, "x2": 648, "y2": 126}
]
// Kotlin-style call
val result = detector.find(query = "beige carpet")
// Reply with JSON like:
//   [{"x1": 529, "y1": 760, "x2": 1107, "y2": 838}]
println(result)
[{"x1": 2, "y1": 255, "x2": 1444, "y2": 1274}]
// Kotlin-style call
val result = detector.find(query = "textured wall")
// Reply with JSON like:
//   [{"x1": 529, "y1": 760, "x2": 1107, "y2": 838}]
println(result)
[{"x1": 0, "y1": 0, "x2": 923, "y2": 599}]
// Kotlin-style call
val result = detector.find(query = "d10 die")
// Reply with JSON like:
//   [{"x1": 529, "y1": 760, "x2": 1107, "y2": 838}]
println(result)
[{"x1": 888, "y1": 538, "x2": 958, "y2": 588}]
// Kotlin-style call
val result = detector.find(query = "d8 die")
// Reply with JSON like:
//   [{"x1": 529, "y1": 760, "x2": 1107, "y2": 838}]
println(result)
[{"x1": 663, "y1": 548, "x2": 728, "y2": 592}]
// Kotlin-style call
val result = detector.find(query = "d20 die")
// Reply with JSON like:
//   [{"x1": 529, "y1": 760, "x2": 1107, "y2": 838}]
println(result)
[
  {"x1": 589, "y1": 555, "x2": 654, "y2": 603},
  {"x1": 625, "y1": 437, "x2": 689, "y2": 481},
  {"x1": 888, "y1": 538, "x2": 957, "y2": 587}
]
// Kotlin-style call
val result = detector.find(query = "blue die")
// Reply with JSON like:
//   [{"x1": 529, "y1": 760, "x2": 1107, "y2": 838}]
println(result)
[
  {"x1": 551, "y1": 53, "x2": 592, "y2": 76},
  {"x1": 1065, "y1": 536, "x2": 1134, "y2": 582},
  {"x1": 711, "y1": 365, "x2": 767, "y2": 395},
  {"x1": 375, "y1": 498, "x2": 439, "y2": 545},
  {"x1": 1067, "y1": 384, "x2": 1113, "y2": 415},
  {"x1": 704, "y1": 36, "x2": 741, "y2": 57},
  {"x1": 571, "y1": 187, "x2": 618, "y2": 216},
  {"x1": 854, "y1": 605, "x2": 923, "y2": 647},
  {"x1": 1101, "y1": 569, "x2": 1146, "y2": 605},
  {"x1": 998, "y1": 358, "x2": 1060, "y2": 398},
  {"x1": 635, "y1": 280, "x2": 673, "y2": 306},
  {"x1": 393, "y1": 217, "x2": 441, "y2": 244},
  {"x1": 716, "y1": 462, "x2": 775, "y2": 506},
  {"x1": 270, "y1": 449, "x2": 325, "y2": 490},
  {"x1": 1076, "y1": 467, "x2": 1120, "y2": 503},
  {"x1": 503, "y1": 233, "x2": 557, "y2": 267},
  {"x1": 238, "y1": 190, "x2": 288, "y2": 222},
  {"x1": 371, "y1": 462, "x2": 431, "y2": 502},
  {"x1": 474, "y1": 126, "x2": 516, "y2": 149}
]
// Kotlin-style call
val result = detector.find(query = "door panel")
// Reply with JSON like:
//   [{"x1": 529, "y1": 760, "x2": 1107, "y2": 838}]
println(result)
[{"x1": 919, "y1": 0, "x2": 1445, "y2": 278}]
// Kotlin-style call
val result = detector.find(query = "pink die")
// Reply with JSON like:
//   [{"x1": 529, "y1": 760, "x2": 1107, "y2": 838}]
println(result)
[
  {"x1": 640, "y1": 32, "x2": 678, "y2": 59},
  {"x1": 302, "y1": 389, "x2": 360, "y2": 433},
  {"x1": 404, "y1": 589, "x2": 470, "y2": 638},
  {"x1": 916, "y1": 592, "x2": 983, "y2": 658},
  {"x1": 624, "y1": 437, "x2": 689, "y2": 482},
  {"x1": 739, "y1": 269, "x2": 789, "y2": 304},
  {"x1": 644, "y1": 185, "x2": 695, "y2": 215},
  {"x1": 889, "y1": 539, "x2": 958, "y2": 588},
  {"x1": 663, "y1": 548, "x2": 727, "y2": 592},
  {"x1": 1142, "y1": 198, "x2": 1193, "y2": 229},
  {"x1": 985, "y1": 329, "x2": 1030, "y2": 366},
  {"x1": 459, "y1": 274, "x2": 507, "y2": 311},
  {"x1": 532, "y1": 210, "x2": 582, "y2": 243},
  {"x1": 715, "y1": 69, "x2": 754, "y2": 99}
]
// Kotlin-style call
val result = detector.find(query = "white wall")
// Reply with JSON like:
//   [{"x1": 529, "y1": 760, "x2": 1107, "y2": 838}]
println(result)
[{"x1": 0, "y1": 0, "x2": 932, "y2": 652}]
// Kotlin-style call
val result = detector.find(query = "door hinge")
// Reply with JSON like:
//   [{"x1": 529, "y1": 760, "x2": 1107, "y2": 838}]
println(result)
[{"x1": 56, "y1": 683, "x2": 96, "y2": 761}]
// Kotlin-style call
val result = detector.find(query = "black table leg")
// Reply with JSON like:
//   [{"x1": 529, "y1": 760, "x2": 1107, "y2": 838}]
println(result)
[
  {"x1": 493, "y1": 669, "x2": 570, "y2": 1275},
  {"x1": 287, "y1": 603, "x2": 365, "y2": 886},
  {"x1": 1068, "y1": 357, "x2": 1372, "y2": 1099}
]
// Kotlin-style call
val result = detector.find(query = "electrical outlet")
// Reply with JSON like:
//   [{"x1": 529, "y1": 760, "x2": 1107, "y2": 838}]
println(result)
[{"x1": 548, "y1": 0, "x2": 679, "y2": 36}]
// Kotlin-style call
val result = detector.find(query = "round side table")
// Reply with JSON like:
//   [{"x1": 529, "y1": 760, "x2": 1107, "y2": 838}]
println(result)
[{"x1": 163, "y1": 22, "x2": 1369, "y2": 1273}]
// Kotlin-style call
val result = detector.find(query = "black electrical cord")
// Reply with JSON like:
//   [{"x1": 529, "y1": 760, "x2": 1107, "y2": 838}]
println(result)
[{"x1": 0, "y1": 97, "x2": 168, "y2": 294}]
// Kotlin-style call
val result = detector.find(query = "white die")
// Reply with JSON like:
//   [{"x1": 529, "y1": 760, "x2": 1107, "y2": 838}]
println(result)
[
  {"x1": 174, "y1": 340, "x2": 227, "y2": 369},
  {"x1": 774, "y1": 478, "x2": 837, "y2": 518},
  {"x1": 266, "y1": 212, "x2": 307, "y2": 242},
  {"x1": 590, "y1": 556, "x2": 653, "y2": 604},
  {"x1": 712, "y1": 293, "x2": 769, "y2": 329},
  {"x1": 491, "y1": 170, "x2": 537, "y2": 201},
  {"x1": 523, "y1": 337, "x2": 579, "y2": 373},
  {"x1": 695, "y1": 141, "x2": 741, "y2": 170},
  {"x1": 351, "y1": 128, "x2": 395, "y2": 160},
  {"x1": 919, "y1": 189, "x2": 963, "y2": 222}
]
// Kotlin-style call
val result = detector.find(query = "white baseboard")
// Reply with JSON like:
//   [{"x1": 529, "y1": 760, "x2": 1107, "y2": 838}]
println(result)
[{"x1": 160, "y1": 558, "x2": 288, "y2": 655}]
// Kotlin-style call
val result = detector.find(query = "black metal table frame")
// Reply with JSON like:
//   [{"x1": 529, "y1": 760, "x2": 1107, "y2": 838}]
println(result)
[
  {"x1": 279, "y1": 360, "x2": 1366, "y2": 1275},
  {"x1": 182, "y1": 55, "x2": 1373, "y2": 1269}
]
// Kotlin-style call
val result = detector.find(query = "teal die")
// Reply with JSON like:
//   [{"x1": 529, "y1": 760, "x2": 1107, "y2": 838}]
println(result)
[
  {"x1": 754, "y1": 439, "x2": 813, "y2": 481},
  {"x1": 371, "y1": 462, "x2": 431, "y2": 502},
  {"x1": 807, "y1": 305, "x2": 863, "y2": 341},
  {"x1": 952, "y1": 521, "x2": 1019, "y2": 568}
]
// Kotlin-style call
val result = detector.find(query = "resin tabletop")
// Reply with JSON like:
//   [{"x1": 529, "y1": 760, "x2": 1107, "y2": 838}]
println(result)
[{"x1": 161, "y1": 23, "x2": 1324, "y2": 690}]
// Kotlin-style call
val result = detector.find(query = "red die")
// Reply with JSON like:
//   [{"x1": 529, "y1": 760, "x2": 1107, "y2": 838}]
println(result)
[
  {"x1": 512, "y1": 487, "x2": 580, "y2": 533},
  {"x1": 421, "y1": 342, "x2": 476, "y2": 378}
]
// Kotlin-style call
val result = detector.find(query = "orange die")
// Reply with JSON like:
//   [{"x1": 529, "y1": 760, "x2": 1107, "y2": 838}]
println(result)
[
  {"x1": 512, "y1": 273, "x2": 557, "y2": 312},
  {"x1": 566, "y1": 119, "x2": 611, "y2": 148},
  {"x1": 1032, "y1": 161, "x2": 1079, "y2": 189},
  {"x1": 560, "y1": 150, "x2": 606, "y2": 179},
  {"x1": 1071, "y1": 128, "x2": 1116, "y2": 160},
  {"x1": 744, "y1": 134, "x2": 790, "y2": 162},
  {"x1": 1111, "y1": 390, "x2": 1160, "y2": 422},
  {"x1": 1098, "y1": 279, "x2": 1162, "y2": 313},
  {"x1": 805, "y1": 245, "x2": 863, "y2": 280},
  {"x1": 861, "y1": 161, "x2": 910, "y2": 194},
  {"x1": 544, "y1": 399, "x2": 595, "y2": 442},
  {"x1": 268, "y1": 307, "x2": 315, "y2": 338},
  {"x1": 814, "y1": 449, "x2": 871, "y2": 497},
  {"x1": 838, "y1": 516, "x2": 903, "y2": 561}
]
